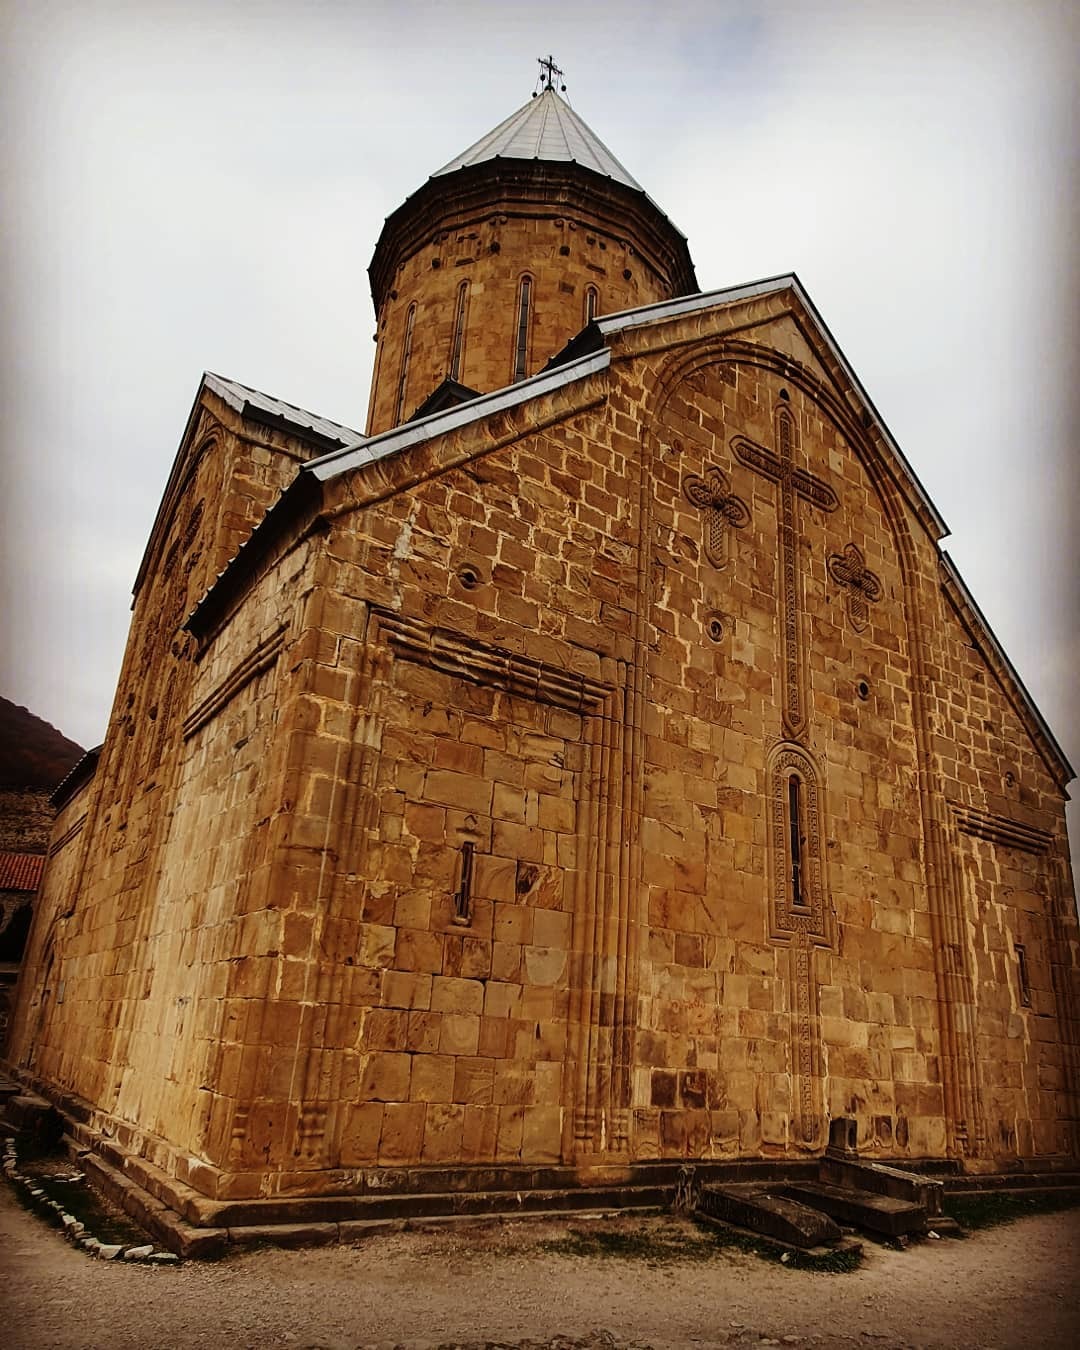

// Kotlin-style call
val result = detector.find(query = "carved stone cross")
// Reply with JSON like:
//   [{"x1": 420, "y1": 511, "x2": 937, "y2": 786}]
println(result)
[
  {"x1": 828, "y1": 542, "x2": 882, "y2": 632},
  {"x1": 732, "y1": 406, "x2": 839, "y2": 738},
  {"x1": 681, "y1": 465, "x2": 751, "y2": 569}
]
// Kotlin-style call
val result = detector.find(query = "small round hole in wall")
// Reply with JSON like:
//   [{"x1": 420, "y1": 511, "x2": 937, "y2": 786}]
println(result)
[
  {"x1": 779, "y1": 387, "x2": 790, "y2": 401},
  {"x1": 1004, "y1": 770, "x2": 1016, "y2": 789},
  {"x1": 856, "y1": 678, "x2": 870, "y2": 701},
  {"x1": 457, "y1": 564, "x2": 481, "y2": 591},
  {"x1": 706, "y1": 614, "x2": 725, "y2": 644}
]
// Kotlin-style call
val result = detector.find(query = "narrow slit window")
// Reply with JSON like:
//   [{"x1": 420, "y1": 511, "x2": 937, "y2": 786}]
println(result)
[
  {"x1": 449, "y1": 281, "x2": 468, "y2": 383},
  {"x1": 788, "y1": 774, "x2": 808, "y2": 908},
  {"x1": 394, "y1": 303, "x2": 416, "y2": 424},
  {"x1": 514, "y1": 275, "x2": 532, "y2": 382},
  {"x1": 453, "y1": 840, "x2": 475, "y2": 925},
  {"x1": 1015, "y1": 943, "x2": 1031, "y2": 1006},
  {"x1": 585, "y1": 285, "x2": 599, "y2": 325}
]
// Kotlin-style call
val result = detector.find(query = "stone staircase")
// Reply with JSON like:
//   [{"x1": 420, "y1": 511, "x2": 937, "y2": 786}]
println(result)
[{"x1": 695, "y1": 1118, "x2": 956, "y2": 1252}]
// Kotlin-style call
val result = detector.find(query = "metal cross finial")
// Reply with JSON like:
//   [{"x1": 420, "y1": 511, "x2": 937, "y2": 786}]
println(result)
[{"x1": 537, "y1": 54, "x2": 565, "y2": 92}]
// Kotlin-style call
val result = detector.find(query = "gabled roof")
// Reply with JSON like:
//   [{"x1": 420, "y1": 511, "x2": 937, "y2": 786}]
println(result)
[
  {"x1": 186, "y1": 278, "x2": 1073, "y2": 788},
  {"x1": 432, "y1": 88, "x2": 642, "y2": 192},
  {"x1": 0, "y1": 852, "x2": 44, "y2": 893},
  {"x1": 305, "y1": 348, "x2": 610, "y2": 484},
  {"x1": 940, "y1": 556, "x2": 1074, "y2": 785},
  {"x1": 132, "y1": 374, "x2": 367, "y2": 599},
  {"x1": 50, "y1": 744, "x2": 102, "y2": 809},
  {"x1": 558, "y1": 275, "x2": 948, "y2": 538},
  {"x1": 408, "y1": 377, "x2": 482, "y2": 422},
  {"x1": 307, "y1": 273, "x2": 942, "y2": 541},
  {"x1": 203, "y1": 373, "x2": 361, "y2": 452}
]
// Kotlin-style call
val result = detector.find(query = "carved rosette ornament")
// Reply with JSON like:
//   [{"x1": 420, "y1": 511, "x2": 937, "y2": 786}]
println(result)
[
  {"x1": 681, "y1": 465, "x2": 751, "y2": 569},
  {"x1": 828, "y1": 542, "x2": 883, "y2": 632}
]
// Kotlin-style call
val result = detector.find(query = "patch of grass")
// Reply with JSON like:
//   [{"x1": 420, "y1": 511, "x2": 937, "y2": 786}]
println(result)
[
  {"x1": 536, "y1": 1219, "x2": 861, "y2": 1274},
  {"x1": 7, "y1": 1142, "x2": 150, "y2": 1248},
  {"x1": 690, "y1": 1217, "x2": 862, "y2": 1273},
  {"x1": 537, "y1": 1222, "x2": 715, "y2": 1264},
  {"x1": 945, "y1": 1189, "x2": 1080, "y2": 1232}
]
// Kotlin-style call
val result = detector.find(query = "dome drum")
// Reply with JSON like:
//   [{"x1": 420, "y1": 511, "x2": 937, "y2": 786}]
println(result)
[{"x1": 366, "y1": 159, "x2": 698, "y2": 434}]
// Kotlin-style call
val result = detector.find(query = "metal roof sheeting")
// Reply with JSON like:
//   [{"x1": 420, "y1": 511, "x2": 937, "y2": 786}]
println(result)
[
  {"x1": 306, "y1": 348, "x2": 611, "y2": 483},
  {"x1": 432, "y1": 89, "x2": 643, "y2": 191},
  {"x1": 204, "y1": 373, "x2": 364, "y2": 450}
]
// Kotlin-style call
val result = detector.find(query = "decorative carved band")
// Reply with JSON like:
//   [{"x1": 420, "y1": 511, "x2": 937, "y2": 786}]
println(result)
[
  {"x1": 182, "y1": 626, "x2": 287, "y2": 740},
  {"x1": 731, "y1": 435, "x2": 840, "y2": 515},
  {"x1": 731, "y1": 411, "x2": 838, "y2": 738},
  {"x1": 766, "y1": 740, "x2": 832, "y2": 1149},
  {"x1": 767, "y1": 743, "x2": 831, "y2": 946},
  {"x1": 375, "y1": 611, "x2": 611, "y2": 713},
  {"x1": 951, "y1": 803, "x2": 1053, "y2": 855},
  {"x1": 48, "y1": 815, "x2": 87, "y2": 858}
]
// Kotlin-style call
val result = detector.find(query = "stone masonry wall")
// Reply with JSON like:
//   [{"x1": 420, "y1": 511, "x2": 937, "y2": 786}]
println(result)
[
  {"x1": 9, "y1": 291, "x2": 1076, "y2": 1202},
  {"x1": 193, "y1": 366, "x2": 633, "y2": 1193},
  {"x1": 928, "y1": 593, "x2": 1080, "y2": 1162},
  {"x1": 627, "y1": 334, "x2": 936, "y2": 1161},
  {"x1": 5, "y1": 393, "x2": 314, "y2": 1146},
  {"x1": 0, "y1": 788, "x2": 54, "y2": 853},
  {"x1": 6, "y1": 784, "x2": 91, "y2": 1063}
]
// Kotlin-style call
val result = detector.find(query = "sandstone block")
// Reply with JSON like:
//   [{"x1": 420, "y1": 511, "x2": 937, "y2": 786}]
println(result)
[
  {"x1": 378, "y1": 1102, "x2": 426, "y2": 1164},
  {"x1": 410, "y1": 1055, "x2": 455, "y2": 1103}
]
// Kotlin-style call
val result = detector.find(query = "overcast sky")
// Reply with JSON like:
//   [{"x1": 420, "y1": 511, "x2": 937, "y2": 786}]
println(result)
[{"x1": 1, "y1": 0, "x2": 1077, "y2": 858}]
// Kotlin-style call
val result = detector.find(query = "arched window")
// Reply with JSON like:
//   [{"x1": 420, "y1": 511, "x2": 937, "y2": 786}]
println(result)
[
  {"x1": 513, "y1": 275, "x2": 532, "y2": 382},
  {"x1": 584, "y1": 285, "x2": 599, "y2": 325},
  {"x1": 449, "y1": 281, "x2": 469, "y2": 383},
  {"x1": 394, "y1": 303, "x2": 416, "y2": 424},
  {"x1": 787, "y1": 773, "x2": 808, "y2": 909}
]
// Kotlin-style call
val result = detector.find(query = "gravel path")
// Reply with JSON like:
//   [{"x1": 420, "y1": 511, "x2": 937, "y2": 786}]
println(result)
[{"x1": 2, "y1": 1183, "x2": 1078, "y2": 1349}]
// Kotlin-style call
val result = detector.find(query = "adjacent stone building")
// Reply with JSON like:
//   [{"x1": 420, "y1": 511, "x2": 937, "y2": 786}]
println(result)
[
  {"x1": 6, "y1": 78, "x2": 1078, "y2": 1226},
  {"x1": 0, "y1": 698, "x2": 84, "y2": 1046}
]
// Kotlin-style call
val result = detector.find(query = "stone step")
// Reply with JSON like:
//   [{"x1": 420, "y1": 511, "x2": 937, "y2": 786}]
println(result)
[
  {"x1": 225, "y1": 1204, "x2": 663, "y2": 1249},
  {"x1": 695, "y1": 1182, "x2": 842, "y2": 1250},
  {"x1": 205, "y1": 1181, "x2": 671, "y2": 1229},
  {"x1": 781, "y1": 1181, "x2": 926, "y2": 1237},
  {"x1": 943, "y1": 1172, "x2": 1080, "y2": 1193}
]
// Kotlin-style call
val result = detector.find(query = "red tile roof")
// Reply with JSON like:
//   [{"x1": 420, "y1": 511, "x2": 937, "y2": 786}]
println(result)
[{"x1": 0, "y1": 852, "x2": 44, "y2": 892}]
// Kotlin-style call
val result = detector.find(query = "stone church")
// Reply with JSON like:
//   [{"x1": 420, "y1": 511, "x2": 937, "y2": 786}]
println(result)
[{"x1": 6, "y1": 72, "x2": 1079, "y2": 1236}]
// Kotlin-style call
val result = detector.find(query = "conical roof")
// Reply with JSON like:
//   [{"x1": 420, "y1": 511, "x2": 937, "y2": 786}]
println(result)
[{"x1": 432, "y1": 88, "x2": 643, "y2": 192}]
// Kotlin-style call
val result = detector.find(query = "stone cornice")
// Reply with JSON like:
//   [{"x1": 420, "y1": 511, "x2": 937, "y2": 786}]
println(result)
[{"x1": 369, "y1": 160, "x2": 698, "y2": 316}]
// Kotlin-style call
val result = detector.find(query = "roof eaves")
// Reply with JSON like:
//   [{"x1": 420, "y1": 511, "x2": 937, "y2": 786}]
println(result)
[
  {"x1": 133, "y1": 373, "x2": 366, "y2": 600},
  {"x1": 203, "y1": 372, "x2": 364, "y2": 451},
  {"x1": 305, "y1": 347, "x2": 612, "y2": 483},
  {"x1": 940, "y1": 553, "x2": 1074, "y2": 786},
  {"x1": 0, "y1": 851, "x2": 45, "y2": 892},
  {"x1": 50, "y1": 744, "x2": 102, "y2": 810}
]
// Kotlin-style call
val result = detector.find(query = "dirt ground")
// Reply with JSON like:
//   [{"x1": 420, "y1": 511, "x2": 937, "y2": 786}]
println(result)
[{"x1": 1, "y1": 1184, "x2": 1078, "y2": 1350}]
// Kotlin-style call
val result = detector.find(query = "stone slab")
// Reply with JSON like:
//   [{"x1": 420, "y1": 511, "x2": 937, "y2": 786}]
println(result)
[
  {"x1": 696, "y1": 1183, "x2": 841, "y2": 1249},
  {"x1": 782, "y1": 1181, "x2": 926, "y2": 1237}
]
